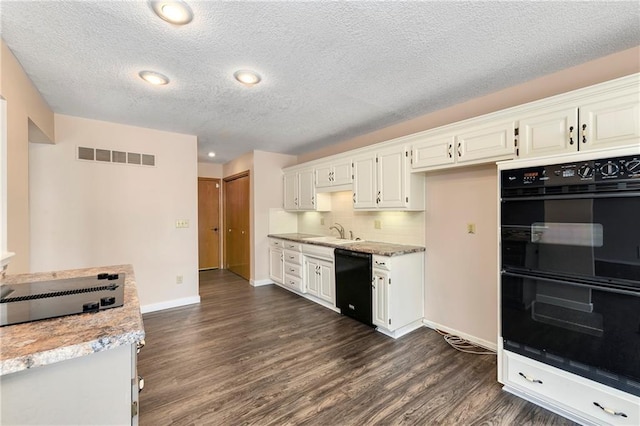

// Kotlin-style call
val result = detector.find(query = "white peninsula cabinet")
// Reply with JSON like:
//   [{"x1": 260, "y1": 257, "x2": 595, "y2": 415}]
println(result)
[
  {"x1": 411, "y1": 118, "x2": 517, "y2": 172},
  {"x1": 372, "y1": 252, "x2": 424, "y2": 338},
  {"x1": 352, "y1": 145, "x2": 425, "y2": 210}
]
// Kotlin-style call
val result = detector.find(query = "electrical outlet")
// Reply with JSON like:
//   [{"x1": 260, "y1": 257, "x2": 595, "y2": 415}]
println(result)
[
  {"x1": 320, "y1": 218, "x2": 325, "y2": 225},
  {"x1": 374, "y1": 220, "x2": 382, "y2": 229},
  {"x1": 176, "y1": 275, "x2": 183, "y2": 285},
  {"x1": 467, "y1": 223, "x2": 476, "y2": 234},
  {"x1": 175, "y1": 219, "x2": 189, "y2": 228}
]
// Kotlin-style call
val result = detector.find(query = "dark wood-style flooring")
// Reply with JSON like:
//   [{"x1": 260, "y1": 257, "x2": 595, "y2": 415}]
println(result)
[{"x1": 138, "y1": 269, "x2": 576, "y2": 425}]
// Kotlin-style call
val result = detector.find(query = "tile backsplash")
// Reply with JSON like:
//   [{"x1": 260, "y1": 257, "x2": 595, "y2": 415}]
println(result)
[{"x1": 297, "y1": 191, "x2": 425, "y2": 246}]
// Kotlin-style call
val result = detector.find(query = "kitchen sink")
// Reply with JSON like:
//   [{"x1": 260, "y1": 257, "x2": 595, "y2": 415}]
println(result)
[{"x1": 303, "y1": 236, "x2": 364, "y2": 245}]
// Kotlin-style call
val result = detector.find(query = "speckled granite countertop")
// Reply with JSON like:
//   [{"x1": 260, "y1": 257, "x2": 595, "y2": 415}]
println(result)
[
  {"x1": 268, "y1": 233, "x2": 425, "y2": 256},
  {"x1": 0, "y1": 264, "x2": 145, "y2": 376}
]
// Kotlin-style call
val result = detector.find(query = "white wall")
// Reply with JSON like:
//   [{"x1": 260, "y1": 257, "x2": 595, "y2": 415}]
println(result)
[
  {"x1": 253, "y1": 151, "x2": 296, "y2": 284},
  {"x1": 423, "y1": 164, "x2": 498, "y2": 349},
  {"x1": 29, "y1": 114, "x2": 199, "y2": 312},
  {"x1": 198, "y1": 162, "x2": 222, "y2": 178}
]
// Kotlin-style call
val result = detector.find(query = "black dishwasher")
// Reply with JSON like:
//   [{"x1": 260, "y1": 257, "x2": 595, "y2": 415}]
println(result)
[{"x1": 334, "y1": 248, "x2": 373, "y2": 326}]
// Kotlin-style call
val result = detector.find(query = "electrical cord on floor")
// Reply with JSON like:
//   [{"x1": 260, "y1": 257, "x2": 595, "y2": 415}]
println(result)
[{"x1": 436, "y1": 329, "x2": 496, "y2": 355}]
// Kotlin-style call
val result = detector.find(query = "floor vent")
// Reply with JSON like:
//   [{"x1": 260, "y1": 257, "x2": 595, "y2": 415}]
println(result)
[{"x1": 77, "y1": 146, "x2": 155, "y2": 167}]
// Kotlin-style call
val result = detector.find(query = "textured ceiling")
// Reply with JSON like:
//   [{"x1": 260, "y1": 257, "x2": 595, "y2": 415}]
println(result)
[{"x1": 1, "y1": 1, "x2": 639, "y2": 163}]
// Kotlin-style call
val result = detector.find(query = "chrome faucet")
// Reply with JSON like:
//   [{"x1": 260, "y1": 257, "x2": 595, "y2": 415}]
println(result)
[{"x1": 329, "y1": 223, "x2": 345, "y2": 239}]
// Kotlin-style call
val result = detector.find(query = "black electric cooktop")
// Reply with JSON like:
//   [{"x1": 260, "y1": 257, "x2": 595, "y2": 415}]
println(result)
[{"x1": 0, "y1": 273, "x2": 125, "y2": 326}]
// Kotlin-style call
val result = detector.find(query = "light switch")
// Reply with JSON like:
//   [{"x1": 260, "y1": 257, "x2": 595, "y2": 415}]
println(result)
[
  {"x1": 374, "y1": 220, "x2": 382, "y2": 229},
  {"x1": 467, "y1": 223, "x2": 476, "y2": 234},
  {"x1": 175, "y1": 219, "x2": 189, "y2": 228},
  {"x1": 320, "y1": 218, "x2": 325, "y2": 225}
]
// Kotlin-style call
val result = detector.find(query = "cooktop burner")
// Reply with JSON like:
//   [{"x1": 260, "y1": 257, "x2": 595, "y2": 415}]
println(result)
[{"x1": 0, "y1": 273, "x2": 125, "y2": 326}]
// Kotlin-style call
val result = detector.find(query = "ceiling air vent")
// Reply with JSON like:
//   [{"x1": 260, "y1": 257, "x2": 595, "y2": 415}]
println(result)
[{"x1": 77, "y1": 146, "x2": 155, "y2": 168}]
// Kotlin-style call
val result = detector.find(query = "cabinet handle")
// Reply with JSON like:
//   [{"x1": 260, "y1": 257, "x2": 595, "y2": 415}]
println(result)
[
  {"x1": 353, "y1": 193, "x2": 356, "y2": 203},
  {"x1": 375, "y1": 261, "x2": 386, "y2": 266},
  {"x1": 376, "y1": 191, "x2": 381, "y2": 204},
  {"x1": 593, "y1": 402, "x2": 627, "y2": 418},
  {"x1": 294, "y1": 197, "x2": 298, "y2": 206},
  {"x1": 582, "y1": 123, "x2": 587, "y2": 144},
  {"x1": 448, "y1": 144, "x2": 452, "y2": 158},
  {"x1": 457, "y1": 142, "x2": 462, "y2": 157},
  {"x1": 136, "y1": 339, "x2": 146, "y2": 353},
  {"x1": 568, "y1": 126, "x2": 574, "y2": 145},
  {"x1": 518, "y1": 372, "x2": 543, "y2": 384},
  {"x1": 311, "y1": 196, "x2": 315, "y2": 206}
]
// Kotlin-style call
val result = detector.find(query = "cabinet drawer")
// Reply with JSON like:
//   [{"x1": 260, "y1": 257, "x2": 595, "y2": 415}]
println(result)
[
  {"x1": 283, "y1": 274, "x2": 304, "y2": 293},
  {"x1": 373, "y1": 255, "x2": 391, "y2": 271},
  {"x1": 284, "y1": 263, "x2": 302, "y2": 278},
  {"x1": 269, "y1": 239, "x2": 284, "y2": 248},
  {"x1": 283, "y1": 241, "x2": 302, "y2": 251},
  {"x1": 284, "y1": 250, "x2": 303, "y2": 265},
  {"x1": 504, "y1": 352, "x2": 639, "y2": 425}
]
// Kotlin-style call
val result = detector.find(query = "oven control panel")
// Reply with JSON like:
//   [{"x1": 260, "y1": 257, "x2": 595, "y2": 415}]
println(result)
[{"x1": 502, "y1": 154, "x2": 640, "y2": 188}]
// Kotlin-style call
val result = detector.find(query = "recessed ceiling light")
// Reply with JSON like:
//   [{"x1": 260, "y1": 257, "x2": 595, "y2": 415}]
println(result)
[
  {"x1": 150, "y1": 1, "x2": 193, "y2": 25},
  {"x1": 234, "y1": 70, "x2": 261, "y2": 87},
  {"x1": 208, "y1": 152, "x2": 216, "y2": 158},
  {"x1": 138, "y1": 70, "x2": 170, "y2": 86}
]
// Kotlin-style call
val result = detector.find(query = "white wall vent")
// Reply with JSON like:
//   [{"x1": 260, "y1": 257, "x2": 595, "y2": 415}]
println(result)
[{"x1": 77, "y1": 146, "x2": 155, "y2": 167}]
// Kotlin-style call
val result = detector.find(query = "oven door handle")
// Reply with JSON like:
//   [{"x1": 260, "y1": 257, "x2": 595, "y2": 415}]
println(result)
[
  {"x1": 502, "y1": 191, "x2": 640, "y2": 202},
  {"x1": 501, "y1": 270, "x2": 640, "y2": 297}
]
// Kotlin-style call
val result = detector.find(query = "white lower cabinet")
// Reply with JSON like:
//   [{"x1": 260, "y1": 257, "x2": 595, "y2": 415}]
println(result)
[
  {"x1": 268, "y1": 239, "x2": 284, "y2": 284},
  {"x1": 282, "y1": 242, "x2": 305, "y2": 293},
  {"x1": 501, "y1": 351, "x2": 640, "y2": 426},
  {"x1": 304, "y1": 257, "x2": 334, "y2": 304},
  {"x1": 371, "y1": 252, "x2": 424, "y2": 338}
]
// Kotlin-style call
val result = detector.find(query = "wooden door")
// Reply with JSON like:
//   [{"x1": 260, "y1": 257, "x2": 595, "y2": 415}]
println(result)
[
  {"x1": 224, "y1": 172, "x2": 250, "y2": 280},
  {"x1": 198, "y1": 178, "x2": 220, "y2": 270}
]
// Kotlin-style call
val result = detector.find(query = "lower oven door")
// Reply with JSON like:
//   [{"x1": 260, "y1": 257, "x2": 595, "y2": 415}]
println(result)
[{"x1": 501, "y1": 271, "x2": 640, "y2": 396}]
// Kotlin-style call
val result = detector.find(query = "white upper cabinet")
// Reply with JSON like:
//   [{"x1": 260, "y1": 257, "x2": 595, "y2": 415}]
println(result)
[
  {"x1": 518, "y1": 76, "x2": 640, "y2": 158},
  {"x1": 517, "y1": 106, "x2": 578, "y2": 158},
  {"x1": 353, "y1": 145, "x2": 424, "y2": 210},
  {"x1": 411, "y1": 119, "x2": 517, "y2": 172},
  {"x1": 579, "y1": 90, "x2": 640, "y2": 151},
  {"x1": 315, "y1": 159, "x2": 352, "y2": 189},
  {"x1": 283, "y1": 169, "x2": 330, "y2": 211}
]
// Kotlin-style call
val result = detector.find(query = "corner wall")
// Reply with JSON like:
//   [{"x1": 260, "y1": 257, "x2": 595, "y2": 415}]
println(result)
[
  {"x1": 0, "y1": 39, "x2": 55, "y2": 273},
  {"x1": 29, "y1": 114, "x2": 199, "y2": 311}
]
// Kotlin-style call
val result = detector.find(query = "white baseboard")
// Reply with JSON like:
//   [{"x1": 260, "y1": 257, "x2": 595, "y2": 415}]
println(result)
[
  {"x1": 250, "y1": 278, "x2": 274, "y2": 287},
  {"x1": 140, "y1": 296, "x2": 201, "y2": 314},
  {"x1": 422, "y1": 319, "x2": 497, "y2": 352}
]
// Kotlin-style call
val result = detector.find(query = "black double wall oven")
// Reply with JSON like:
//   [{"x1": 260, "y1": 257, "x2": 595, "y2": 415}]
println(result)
[{"x1": 500, "y1": 152, "x2": 640, "y2": 396}]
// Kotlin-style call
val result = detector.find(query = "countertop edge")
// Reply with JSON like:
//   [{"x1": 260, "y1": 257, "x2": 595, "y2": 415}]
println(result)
[{"x1": 268, "y1": 233, "x2": 425, "y2": 256}]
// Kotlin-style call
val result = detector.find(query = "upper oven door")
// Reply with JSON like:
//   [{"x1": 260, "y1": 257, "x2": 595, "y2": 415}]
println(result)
[{"x1": 501, "y1": 192, "x2": 640, "y2": 286}]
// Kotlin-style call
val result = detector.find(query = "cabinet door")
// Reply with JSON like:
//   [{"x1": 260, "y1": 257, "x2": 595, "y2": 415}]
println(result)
[
  {"x1": 456, "y1": 120, "x2": 517, "y2": 163},
  {"x1": 283, "y1": 172, "x2": 298, "y2": 210},
  {"x1": 580, "y1": 92, "x2": 640, "y2": 151},
  {"x1": 372, "y1": 270, "x2": 389, "y2": 329},
  {"x1": 411, "y1": 133, "x2": 455, "y2": 169},
  {"x1": 298, "y1": 169, "x2": 316, "y2": 210},
  {"x1": 269, "y1": 248, "x2": 284, "y2": 284},
  {"x1": 315, "y1": 164, "x2": 332, "y2": 188},
  {"x1": 317, "y1": 259, "x2": 334, "y2": 304},
  {"x1": 305, "y1": 258, "x2": 319, "y2": 297},
  {"x1": 518, "y1": 107, "x2": 578, "y2": 158},
  {"x1": 352, "y1": 154, "x2": 377, "y2": 209},
  {"x1": 332, "y1": 160, "x2": 352, "y2": 186},
  {"x1": 377, "y1": 147, "x2": 406, "y2": 208}
]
